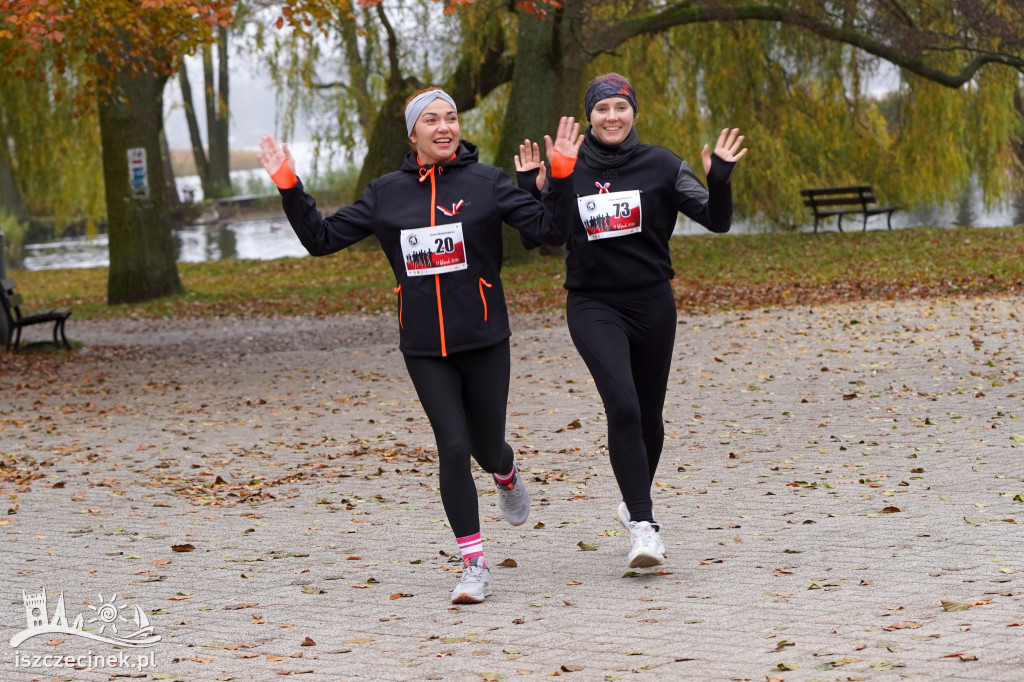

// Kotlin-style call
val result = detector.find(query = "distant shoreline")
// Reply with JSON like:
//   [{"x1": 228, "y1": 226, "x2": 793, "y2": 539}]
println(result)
[{"x1": 169, "y1": 148, "x2": 263, "y2": 177}]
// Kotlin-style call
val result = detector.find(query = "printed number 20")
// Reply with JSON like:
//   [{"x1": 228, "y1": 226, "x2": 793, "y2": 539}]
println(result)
[{"x1": 434, "y1": 237, "x2": 455, "y2": 254}]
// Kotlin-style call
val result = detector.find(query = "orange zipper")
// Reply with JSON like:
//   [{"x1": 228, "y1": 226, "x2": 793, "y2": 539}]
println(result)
[
  {"x1": 394, "y1": 284, "x2": 403, "y2": 328},
  {"x1": 419, "y1": 164, "x2": 447, "y2": 356}
]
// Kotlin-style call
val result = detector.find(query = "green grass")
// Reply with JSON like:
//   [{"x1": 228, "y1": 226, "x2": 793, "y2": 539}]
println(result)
[{"x1": 9, "y1": 225, "x2": 1024, "y2": 321}]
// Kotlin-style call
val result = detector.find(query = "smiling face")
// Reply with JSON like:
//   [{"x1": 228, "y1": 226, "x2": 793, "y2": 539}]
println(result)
[
  {"x1": 409, "y1": 99, "x2": 460, "y2": 165},
  {"x1": 589, "y1": 96, "x2": 635, "y2": 146}
]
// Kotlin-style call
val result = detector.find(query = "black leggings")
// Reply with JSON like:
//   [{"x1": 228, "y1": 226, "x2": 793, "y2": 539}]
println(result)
[
  {"x1": 404, "y1": 339, "x2": 514, "y2": 538},
  {"x1": 566, "y1": 283, "x2": 676, "y2": 524}
]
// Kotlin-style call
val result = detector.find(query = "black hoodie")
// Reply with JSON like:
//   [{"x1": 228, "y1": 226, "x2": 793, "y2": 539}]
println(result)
[
  {"x1": 518, "y1": 130, "x2": 734, "y2": 293},
  {"x1": 279, "y1": 141, "x2": 572, "y2": 356}
]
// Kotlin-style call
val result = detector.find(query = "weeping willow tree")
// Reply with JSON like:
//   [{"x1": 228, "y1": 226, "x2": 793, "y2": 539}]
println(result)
[
  {"x1": 248, "y1": 0, "x2": 512, "y2": 194},
  {"x1": 589, "y1": 20, "x2": 1021, "y2": 229},
  {"x1": 257, "y1": 0, "x2": 1024, "y2": 235},
  {"x1": 499, "y1": 0, "x2": 1024, "y2": 230},
  {"x1": 0, "y1": 55, "x2": 105, "y2": 237}
]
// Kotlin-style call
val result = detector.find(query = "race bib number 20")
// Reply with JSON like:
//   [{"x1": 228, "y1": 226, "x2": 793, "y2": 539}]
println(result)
[
  {"x1": 400, "y1": 223, "x2": 468, "y2": 276},
  {"x1": 577, "y1": 189, "x2": 642, "y2": 241}
]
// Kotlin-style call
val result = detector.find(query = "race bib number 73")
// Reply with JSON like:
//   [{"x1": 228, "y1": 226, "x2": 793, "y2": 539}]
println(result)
[
  {"x1": 577, "y1": 189, "x2": 642, "y2": 241},
  {"x1": 400, "y1": 223, "x2": 468, "y2": 276}
]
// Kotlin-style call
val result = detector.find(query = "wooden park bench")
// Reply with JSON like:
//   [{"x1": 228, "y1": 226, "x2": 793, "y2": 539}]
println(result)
[
  {"x1": 1, "y1": 278, "x2": 72, "y2": 351},
  {"x1": 801, "y1": 185, "x2": 903, "y2": 233}
]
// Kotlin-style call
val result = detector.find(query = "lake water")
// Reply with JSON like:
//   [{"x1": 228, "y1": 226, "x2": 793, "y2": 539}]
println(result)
[{"x1": 11, "y1": 178, "x2": 1024, "y2": 272}]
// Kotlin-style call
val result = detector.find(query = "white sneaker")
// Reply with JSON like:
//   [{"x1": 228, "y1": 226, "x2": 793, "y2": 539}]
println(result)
[
  {"x1": 451, "y1": 557, "x2": 492, "y2": 604},
  {"x1": 494, "y1": 469, "x2": 530, "y2": 526},
  {"x1": 617, "y1": 502, "x2": 631, "y2": 530},
  {"x1": 627, "y1": 521, "x2": 665, "y2": 568}
]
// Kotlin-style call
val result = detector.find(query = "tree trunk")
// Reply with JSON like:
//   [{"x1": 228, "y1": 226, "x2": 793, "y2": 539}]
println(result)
[
  {"x1": 0, "y1": 115, "x2": 29, "y2": 222},
  {"x1": 178, "y1": 61, "x2": 210, "y2": 196},
  {"x1": 207, "y1": 26, "x2": 232, "y2": 198},
  {"x1": 159, "y1": 128, "x2": 180, "y2": 208},
  {"x1": 497, "y1": 4, "x2": 589, "y2": 263},
  {"x1": 100, "y1": 68, "x2": 184, "y2": 305},
  {"x1": 356, "y1": 86, "x2": 417, "y2": 195}
]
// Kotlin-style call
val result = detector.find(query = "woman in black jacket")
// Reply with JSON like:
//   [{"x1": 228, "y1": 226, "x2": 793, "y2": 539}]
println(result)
[
  {"x1": 515, "y1": 73, "x2": 747, "y2": 569},
  {"x1": 259, "y1": 88, "x2": 582, "y2": 603}
]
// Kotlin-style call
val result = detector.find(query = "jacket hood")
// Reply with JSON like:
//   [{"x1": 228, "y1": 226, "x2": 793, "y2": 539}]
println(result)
[{"x1": 401, "y1": 140, "x2": 480, "y2": 173}]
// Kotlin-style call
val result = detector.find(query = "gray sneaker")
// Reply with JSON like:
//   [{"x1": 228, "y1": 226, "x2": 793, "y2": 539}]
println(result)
[
  {"x1": 451, "y1": 557, "x2": 492, "y2": 604},
  {"x1": 494, "y1": 469, "x2": 530, "y2": 526},
  {"x1": 627, "y1": 521, "x2": 666, "y2": 568},
  {"x1": 617, "y1": 501, "x2": 631, "y2": 530}
]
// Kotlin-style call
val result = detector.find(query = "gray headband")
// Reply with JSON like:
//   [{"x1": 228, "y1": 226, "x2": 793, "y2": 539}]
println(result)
[{"x1": 405, "y1": 90, "x2": 457, "y2": 136}]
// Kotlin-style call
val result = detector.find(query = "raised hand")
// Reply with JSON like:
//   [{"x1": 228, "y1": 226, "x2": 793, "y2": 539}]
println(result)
[
  {"x1": 547, "y1": 116, "x2": 583, "y2": 160},
  {"x1": 515, "y1": 138, "x2": 547, "y2": 192},
  {"x1": 257, "y1": 134, "x2": 295, "y2": 177},
  {"x1": 702, "y1": 127, "x2": 748, "y2": 175}
]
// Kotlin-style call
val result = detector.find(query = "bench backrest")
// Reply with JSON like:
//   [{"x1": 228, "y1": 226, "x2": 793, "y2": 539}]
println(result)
[{"x1": 801, "y1": 185, "x2": 877, "y2": 210}]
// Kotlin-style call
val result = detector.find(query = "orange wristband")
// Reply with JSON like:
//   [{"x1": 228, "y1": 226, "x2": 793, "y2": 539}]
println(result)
[
  {"x1": 271, "y1": 161, "x2": 298, "y2": 189},
  {"x1": 549, "y1": 148, "x2": 577, "y2": 178}
]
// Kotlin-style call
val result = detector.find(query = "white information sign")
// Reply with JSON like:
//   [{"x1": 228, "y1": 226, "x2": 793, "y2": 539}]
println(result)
[{"x1": 127, "y1": 148, "x2": 149, "y2": 199}]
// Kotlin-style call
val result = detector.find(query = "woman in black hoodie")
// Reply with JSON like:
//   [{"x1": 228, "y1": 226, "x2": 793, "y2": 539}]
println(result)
[
  {"x1": 515, "y1": 73, "x2": 747, "y2": 570},
  {"x1": 259, "y1": 89, "x2": 582, "y2": 604}
]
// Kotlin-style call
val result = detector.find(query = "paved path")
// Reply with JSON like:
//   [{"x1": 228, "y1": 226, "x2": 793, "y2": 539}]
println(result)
[{"x1": 1, "y1": 296, "x2": 1022, "y2": 681}]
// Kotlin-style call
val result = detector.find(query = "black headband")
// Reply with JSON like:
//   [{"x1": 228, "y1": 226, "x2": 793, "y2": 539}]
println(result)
[{"x1": 584, "y1": 73, "x2": 637, "y2": 121}]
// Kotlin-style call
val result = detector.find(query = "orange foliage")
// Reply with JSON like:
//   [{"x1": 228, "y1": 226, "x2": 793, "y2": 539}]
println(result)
[{"x1": 1, "y1": 0, "x2": 235, "y2": 96}]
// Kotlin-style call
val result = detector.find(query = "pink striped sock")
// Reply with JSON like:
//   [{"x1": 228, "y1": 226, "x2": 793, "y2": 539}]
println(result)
[
  {"x1": 456, "y1": 532, "x2": 485, "y2": 566},
  {"x1": 493, "y1": 464, "x2": 516, "y2": 487}
]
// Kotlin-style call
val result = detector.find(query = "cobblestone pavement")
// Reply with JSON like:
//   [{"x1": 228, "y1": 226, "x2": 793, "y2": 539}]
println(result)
[{"x1": 1, "y1": 296, "x2": 1022, "y2": 681}]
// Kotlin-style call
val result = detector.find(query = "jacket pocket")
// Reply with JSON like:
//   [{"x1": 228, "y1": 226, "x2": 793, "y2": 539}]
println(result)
[{"x1": 478, "y1": 277, "x2": 493, "y2": 321}]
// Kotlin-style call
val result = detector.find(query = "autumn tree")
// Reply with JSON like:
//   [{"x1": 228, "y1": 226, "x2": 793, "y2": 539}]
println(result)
[
  {"x1": 1, "y1": 0, "x2": 233, "y2": 303},
  {"x1": 251, "y1": 0, "x2": 510, "y2": 192},
  {"x1": 178, "y1": 20, "x2": 234, "y2": 200},
  {"x1": 259, "y1": 0, "x2": 1024, "y2": 233},
  {"x1": 0, "y1": 17, "x2": 105, "y2": 233}
]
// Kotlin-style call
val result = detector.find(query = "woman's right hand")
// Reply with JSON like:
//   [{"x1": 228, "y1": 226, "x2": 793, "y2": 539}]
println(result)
[
  {"x1": 258, "y1": 135, "x2": 298, "y2": 189},
  {"x1": 257, "y1": 135, "x2": 295, "y2": 177},
  {"x1": 514, "y1": 138, "x2": 547, "y2": 192}
]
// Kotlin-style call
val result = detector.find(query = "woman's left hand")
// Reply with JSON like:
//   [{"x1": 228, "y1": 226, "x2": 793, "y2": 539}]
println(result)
[{"x1": 702, "y1": 127, "x2": 747, "y2": 175}]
